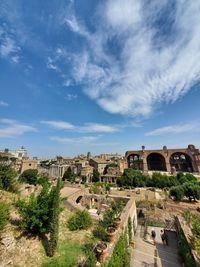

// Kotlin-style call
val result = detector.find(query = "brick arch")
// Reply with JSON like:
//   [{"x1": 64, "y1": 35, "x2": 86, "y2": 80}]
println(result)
[
  {"x1": 147, "y1": 152, "x2": 167, "y2": 171},
  {"x1": 127, "y1": 153, "x2": 143, "y2": 170},
  {"x1": 170, "y1": 152, "x2": 193, "y2": 172}
]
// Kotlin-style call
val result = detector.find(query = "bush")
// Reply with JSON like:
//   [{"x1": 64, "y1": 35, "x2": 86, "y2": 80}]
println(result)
[
  {"x1": 0, "y1": 202, "x2": 10, "y2": 231},
  {"x1": 0, "y1": 164, "x2": 18, "y2": 192},
  {"x1": 16, "y1": 185, "x2": 51, "y2": 234},
  {"x1": 83, "y1": 242, "x2": 97, "y2": 267},
  {"x1": 178, "y1": 228, "x2": 196, "y2": 267},
  {"x1": 107, "y1": 233, "x2": 130, "y2": 267},
  {"x1": 93, "y1": 225, "x2": 108, "y2": 242},
  {"x1": 19, "y1": 169, "x2": 38, "y2": 185},
  {"x1": 67, "y1": 210, "x2": 92, "y2": 231},
  {"x1": 170, "y1": 185, "x2": 185, "y2": 201}
]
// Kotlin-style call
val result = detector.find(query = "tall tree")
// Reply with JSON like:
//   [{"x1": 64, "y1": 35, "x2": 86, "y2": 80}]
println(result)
[
  {"x1": 92, "y1": 168, "x2": 100, "y2": 182},
  {"x1": 62, "y1": 167, "x2": 73, "y2": 182},
  {"x1": 48, "y1": 178, "x2": 61, "y2": 257}
]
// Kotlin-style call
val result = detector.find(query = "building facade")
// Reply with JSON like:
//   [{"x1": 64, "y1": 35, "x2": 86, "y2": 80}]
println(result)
[{"x1": 125, "y1": 144, "x2": 200, "y2": 174}]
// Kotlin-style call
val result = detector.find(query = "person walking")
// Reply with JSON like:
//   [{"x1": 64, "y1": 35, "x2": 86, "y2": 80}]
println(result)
[
  {"x1": 164, "y1": 229, "x2": 169, "y2": 246},
  {"x1": 160, "y1": 230, "x2": 166, "y2": 246},
  {"x1": 151, "y1": 228, "x2": 156, "y2": 245}
]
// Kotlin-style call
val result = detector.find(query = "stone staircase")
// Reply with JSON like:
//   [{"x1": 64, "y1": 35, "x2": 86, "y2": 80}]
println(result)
[{"x1": 131, "y1": 225, "x2": 182, "y2": 267}]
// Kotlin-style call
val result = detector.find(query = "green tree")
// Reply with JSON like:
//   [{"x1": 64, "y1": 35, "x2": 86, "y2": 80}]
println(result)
[
  {"x1": 67, "y1": 210, "x2": 92, "y2": 231},
  {"x1": 0, "y1": 202, "x2": 10, "y2": 232},
  {"x1": 19, "y1": 169, "x2": 38, "y2": 185},
  {"x1": 92, "y1": 168, "x2": 100, "y2": 183},
  {"x1": 62, "y1": 167, "x2": 73, "y2": 182},
  {"x1": 0, "y1": 164, "x2": 18, "y2": 192},
  {"x1": 48, "y1": 178, "x2": 62, "y2": 257},
  {"x1": 183, "y1": 182, "x2": 200, "y2": 202},
  {"x1": 16, "y1": 183, "x2": 52, "y2": 234},
  {"x1": 170, "y1": 185, "x2": 185, "y2": 201}
]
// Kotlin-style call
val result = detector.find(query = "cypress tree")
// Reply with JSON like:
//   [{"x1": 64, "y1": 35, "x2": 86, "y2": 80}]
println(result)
[{"x1": 48, "y1": 178, "x2": 61, "y2": 257}]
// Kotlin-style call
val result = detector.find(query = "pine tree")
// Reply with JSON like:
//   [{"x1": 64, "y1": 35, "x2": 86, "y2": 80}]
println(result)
[{"x1": 48, "y1": 178, "x2": 61, "y2": 257}]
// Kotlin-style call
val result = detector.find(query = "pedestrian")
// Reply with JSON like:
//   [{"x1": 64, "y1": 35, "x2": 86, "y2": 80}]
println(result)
[
  {"x1": 151, "y1": 228, "x2": 156, "y2": 245},
  {"x1": 164, "y1": 229, "x2": 169, "y2": 246},
  {"x1": 160, "y1": 230, "x2": 166, "y2": 246}
]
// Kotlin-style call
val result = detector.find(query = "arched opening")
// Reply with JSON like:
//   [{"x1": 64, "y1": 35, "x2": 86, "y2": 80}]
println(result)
[
  {"x1": 170, "y1": 152, "x2": 193, "y2": 172},
  {"x1": 76, "y1": 195, "x2": 83, "y2": 204},
  {"x1": 127, "y1": 154, "x2": 143, "y2": 170},
  {"x1": 147, "y1": 153, "x2": 167, "y2": 171}
]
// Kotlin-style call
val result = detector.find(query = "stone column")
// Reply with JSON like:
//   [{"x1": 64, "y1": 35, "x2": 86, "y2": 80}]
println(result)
[
  {"x1": 142, "y1": 156, "x2": 148, "y2": 174},
  {"x1": 165, "y1": 157, "x2": 171, "y2": 173}
]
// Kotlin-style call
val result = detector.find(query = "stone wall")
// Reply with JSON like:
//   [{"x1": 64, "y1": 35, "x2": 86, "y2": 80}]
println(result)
[{"x1": 175, "y1": 215, "x2": 200, "y2": 267}]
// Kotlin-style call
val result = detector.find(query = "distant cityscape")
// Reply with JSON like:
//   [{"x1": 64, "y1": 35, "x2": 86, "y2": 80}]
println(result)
[{"x1": 1, "y1": 144, "x2": 200, "y2": 184}]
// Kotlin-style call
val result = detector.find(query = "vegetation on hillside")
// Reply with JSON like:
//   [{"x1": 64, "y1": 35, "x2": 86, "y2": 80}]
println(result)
[
  {"x1": 117, "y1": 169, "x2": 200, "y2": 201},
  {"x1": 67, "y1": 210, "x2": 92, "y2": 231}
]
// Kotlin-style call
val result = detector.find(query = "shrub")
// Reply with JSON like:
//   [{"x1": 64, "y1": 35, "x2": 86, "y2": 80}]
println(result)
[
  {"x1": 62, "y1": 167, "x2": 73, "y2": 182},
  {"x1": 93, "y1": 225, "x2": 108, "y2": 242},
  {"x1": 0, "y1": 164, "x2": 18, "y2": 192},
  {"x1": 83, "y1": 242, "x2": 97, "y2": 267},
  {"x1": 67, "y1": 210, "x2": 92, "y2": 231},
  {"x1": 19, "y1": 169, "x2": 38, "y2": 185},
  {"x1": 170, "y1": 185, "x2": 185, "y2": 201},
  {"x1": 37, "y1": 175, "x2": 51, "y2": 187},
  {"x1": 128, "y1": 217, "x2": 132, "y2": 242},
  {"x1": 108, "y1": 232, "x2": 130, "y2": 267},
  {"x1": 0, "y1": 202, "x2": 10, "y2": 231},
  {"x1": 16, "y1": 184, "x2": 51, "y2": 234}
]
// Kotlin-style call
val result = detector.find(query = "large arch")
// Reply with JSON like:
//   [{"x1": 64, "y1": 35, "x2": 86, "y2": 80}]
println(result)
[
  {"x1": 127, "y1": 154, "x2": 143, "y2": 170},
  {"x1": 147, "y1": 153, "x2": 167, "y2": 171},
  {"x1": 170, "y1": 152, "x2": 193, "y2": 172}
]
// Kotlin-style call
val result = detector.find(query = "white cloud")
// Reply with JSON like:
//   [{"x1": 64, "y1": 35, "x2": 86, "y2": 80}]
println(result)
[
  {"x1": 65, "y1": 94, "x2": 77, "y2": 101},
  {"x1": 0, "y1": 101, "x2": 9, "y2": 107},
  {"x1": 47, "y1": 57, "x2": 59, "y2": 71},
  {"x1": 0, "y1": 25, "x2": 20, "y2": 61},
  {"x1": 63, "y1": 1, "x2": 200, "y2": 118},
  {"x1": 50, "y1": 135, "x2": 101, "y2": 144},
  {"x1": 80, "y1": 123, "x2": 118, "y2": 133},
  {"x1": 41, "y1": 120, "x2": 119, "y2": 133},
  {"x1": 0, "y1": 119, "x2": 36, "y2": 138},
  {"x1": 41, "y1": 120, "x2": 75, "y2": 130},
  {"x1": 146, "y1": 122, "x2": 200, "y2": 136}
]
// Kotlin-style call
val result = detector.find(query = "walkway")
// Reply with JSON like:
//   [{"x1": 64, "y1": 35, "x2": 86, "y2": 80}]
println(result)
[{"x1": 131, "y1": 225, "x2": 182, "y2": 267}]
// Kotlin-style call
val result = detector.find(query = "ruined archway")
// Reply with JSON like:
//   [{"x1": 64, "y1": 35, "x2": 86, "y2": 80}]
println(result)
[
  {"x1": 76, "y1": 195, "x2": 83, "y2": 204},
  {"x1": 170, "y1": 152, "x2": 193, "y2": 172},
  {"x1": 147, "y1": 153, "x2": 167, "y2": 171},
  {"x1": 127, "y1": 154, "x2": 143, "y2": 170}
]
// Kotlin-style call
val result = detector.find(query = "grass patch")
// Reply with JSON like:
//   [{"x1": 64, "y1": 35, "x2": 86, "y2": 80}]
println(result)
[
  {"x1": 42, "y1": 241, "x2": 84, "y2": 267},
  {"x1": 147, "y1": 221, "x2": 165, "y2": 228}
]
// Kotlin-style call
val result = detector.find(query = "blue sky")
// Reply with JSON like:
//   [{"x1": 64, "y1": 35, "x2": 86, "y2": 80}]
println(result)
[{"x1": 0, "y1": 0, "x2": 200, "y2": 158}]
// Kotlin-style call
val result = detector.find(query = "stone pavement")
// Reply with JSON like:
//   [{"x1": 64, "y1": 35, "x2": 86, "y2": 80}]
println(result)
[{"x1": 131, "y1": 225, "x2": 182, "y2": 267}]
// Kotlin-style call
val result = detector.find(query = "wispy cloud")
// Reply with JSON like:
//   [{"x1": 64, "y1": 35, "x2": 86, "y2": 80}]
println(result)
[
  {"x1": 146, "y1": 122, "x2": 200, "y2": 136},
  {"x1": 0, "y1": 24, "x2": 20, "y2": 62},
  {"x1": 41, "y1": 120, "x2": 119, "y2": 133},
  {"x1": 41, "y1": 120, "x2": 75, "y2": 130},
  {"x1": 50, "y1": 135, "x2": 101, "y2": 145},
  {"x1": 80, "y1": 123, "x2": 118, "y2": 133},
  {"x1": 0, "y1": 118, "x2": 36, "y2": 138},
  {"x1": 58, "y1": 1, "x2": 200, "y2": 118},
  {"x1": 65, "y1": 94, "x2": 77, "y2": 101},
  {"x1": 0, "y1": 101, "x2": 9, "y2": 107}
]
